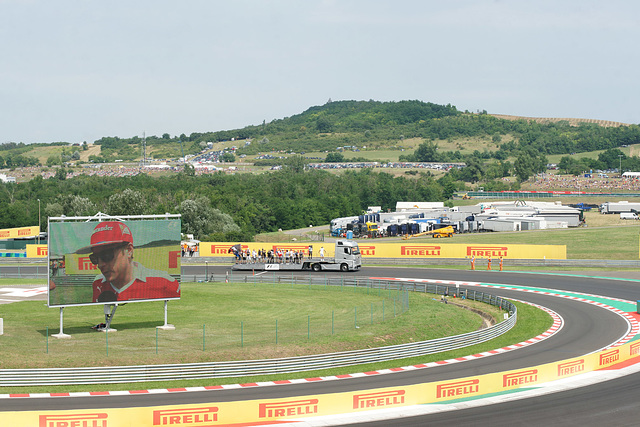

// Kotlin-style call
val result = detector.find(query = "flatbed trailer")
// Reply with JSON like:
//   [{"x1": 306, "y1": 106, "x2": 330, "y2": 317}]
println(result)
[
  {"x1": 232, "y1": 258, "x2": 359, "y2": 272},
  {"x1": 231, "y1": 240, "x2": 362, "y2": 272}
]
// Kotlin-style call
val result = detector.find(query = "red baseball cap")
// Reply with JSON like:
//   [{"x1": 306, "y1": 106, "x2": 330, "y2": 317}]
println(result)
[{"x1": 77, "y1": 221, "x2": 133, "y2": 254}]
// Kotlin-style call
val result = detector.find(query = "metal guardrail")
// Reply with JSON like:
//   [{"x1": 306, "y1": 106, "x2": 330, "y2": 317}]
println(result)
[
  {"x1": 183, "y1": 256, "x2": 640, "y2": 269},
  {"x1": 0, "y1": 277, "x2": 516, "y2": 386},
  {"x1": 2, "y1": 256, "x2": 640, "y2": 281}
]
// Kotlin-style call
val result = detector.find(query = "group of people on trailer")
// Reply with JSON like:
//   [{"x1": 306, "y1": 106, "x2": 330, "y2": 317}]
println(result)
[{"x1": 230, "y1": 247, "x2": 316, "y2": 264}]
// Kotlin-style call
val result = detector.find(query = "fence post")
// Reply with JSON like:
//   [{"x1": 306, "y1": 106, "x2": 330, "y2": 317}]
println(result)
[
  {"x1": 332, "y1": 311, "x2": 334, "y2": 335},
  {"x1": 354, "y1": 307, "x2": 357, "y2": 329}
]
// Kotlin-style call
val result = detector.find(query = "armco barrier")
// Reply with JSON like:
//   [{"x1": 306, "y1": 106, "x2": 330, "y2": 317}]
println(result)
[
  {"x1": 3, "y1": 257, "x2": 640, "y2": 281},
  {"x1": 182, "y1": 256, "x2": 640, "y2": 268},
  {"x1": 4, "y1": 339, "x2": 640, "y2": 426},
  {"x1": 0, "y1": 277, "x2": 516, "y2": 386}
]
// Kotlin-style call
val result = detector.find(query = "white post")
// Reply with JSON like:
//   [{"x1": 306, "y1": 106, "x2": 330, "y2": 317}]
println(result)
[
  {"x1": 53, "y1": 307, "x2": 71, "y2": 339},
  {"x1": 157, "y1": 300, "x2": 175, "y2": 330},
  {"x1": 0, "y1": 317, "x2": 3, "y2": 335}
]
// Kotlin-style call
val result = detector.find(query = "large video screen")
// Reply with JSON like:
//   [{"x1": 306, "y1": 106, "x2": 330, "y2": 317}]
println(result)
[{"x1": 48, "y1": 218, "x2": 181, "y2": 307}]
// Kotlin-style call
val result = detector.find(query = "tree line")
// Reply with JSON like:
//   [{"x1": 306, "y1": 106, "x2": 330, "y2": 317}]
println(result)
[{"x1": 0, "y1": 167, "x2": 446, "y2": 241}]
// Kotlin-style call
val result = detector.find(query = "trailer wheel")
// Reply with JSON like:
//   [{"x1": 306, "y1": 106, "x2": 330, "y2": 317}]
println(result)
[
  {"x1": 312, "y1": 263, "x2": 322, "y2": 272},
  {"x1": 340, "y1": 263, "x2": 349, "y2": 272}
]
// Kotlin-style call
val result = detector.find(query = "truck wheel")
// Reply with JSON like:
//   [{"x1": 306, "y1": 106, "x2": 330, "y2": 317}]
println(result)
[
  {"x1": 340, "y1": 263, "x2": 349, "y2": 272},
  {"x1": 312, "y1": 263, "x2": 322, "y2": 272}
]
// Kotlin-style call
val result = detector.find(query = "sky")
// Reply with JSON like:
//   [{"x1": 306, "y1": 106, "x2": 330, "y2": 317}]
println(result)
[{"x1": 1, "y1": 0, "x2": 639, "y2": 145}]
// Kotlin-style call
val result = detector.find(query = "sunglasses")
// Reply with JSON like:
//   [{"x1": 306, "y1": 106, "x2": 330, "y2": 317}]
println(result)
[{"x1": 89, "y1": 244, "x2": 127, "y2": 265}]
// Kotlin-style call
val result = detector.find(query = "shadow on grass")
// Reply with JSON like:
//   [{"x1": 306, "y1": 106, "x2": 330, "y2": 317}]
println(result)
[{"x1": 37, "y1": 320, "x2": 166, "y2": 337}]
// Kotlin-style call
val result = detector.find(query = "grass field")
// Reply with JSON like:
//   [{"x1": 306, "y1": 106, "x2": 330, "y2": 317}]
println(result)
[
  {"x1": 0, "y1": 282, "x2": 505, "y2": 370},
  {"x1": 0, "y1": 281, "x2": 550, "y2": 393}
]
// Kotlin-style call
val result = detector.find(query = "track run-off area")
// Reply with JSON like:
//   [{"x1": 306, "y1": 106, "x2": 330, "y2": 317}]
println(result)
[{"x1": 1, "y1": 266, "x2": 640, "y2": 426}]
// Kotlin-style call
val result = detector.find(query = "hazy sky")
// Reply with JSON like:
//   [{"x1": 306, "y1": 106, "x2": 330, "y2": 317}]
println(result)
[{"x1": 2, "y1": 0, "x2": 638, "y2": 144}]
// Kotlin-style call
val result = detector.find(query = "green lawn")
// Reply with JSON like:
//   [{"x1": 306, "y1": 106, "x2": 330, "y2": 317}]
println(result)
[
  {"x1": 0, "y1": 300, "x2": 546, "y2": 394},
  {"x1": 0, "y1": 282, "x2": 503, "y2": 370},
  {"x1": 426, "y1": 226, "x2": 639, "y2": 260}
]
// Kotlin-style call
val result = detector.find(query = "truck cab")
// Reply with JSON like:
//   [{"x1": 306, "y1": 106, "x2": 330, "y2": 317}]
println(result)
[{"x1": 332, "y1": 240, "x2": 362, "y2": 271}]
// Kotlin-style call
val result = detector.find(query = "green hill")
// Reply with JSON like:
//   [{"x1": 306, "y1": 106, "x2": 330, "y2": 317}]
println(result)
[{"x1": 2, "y1": 99, "x2": 640, "y2": 175}]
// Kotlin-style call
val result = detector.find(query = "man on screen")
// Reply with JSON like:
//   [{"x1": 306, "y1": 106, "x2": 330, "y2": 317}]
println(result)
[{"x1": 79, "y1": 221, "x2": 180, "y2": 303}]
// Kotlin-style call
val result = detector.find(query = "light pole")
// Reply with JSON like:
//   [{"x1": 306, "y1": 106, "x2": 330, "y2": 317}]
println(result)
[
  {"x1": 619, "y1": 155, "x2": 623, "y2": 176},
  {"x1": 37, "y1": 199, "x2": 41, "y2": 244}
]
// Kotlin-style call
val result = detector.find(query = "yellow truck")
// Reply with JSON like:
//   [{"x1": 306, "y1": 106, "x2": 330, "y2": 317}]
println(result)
[{"x1": 402, "y1": 225, "x2": 454, "y2": 240}]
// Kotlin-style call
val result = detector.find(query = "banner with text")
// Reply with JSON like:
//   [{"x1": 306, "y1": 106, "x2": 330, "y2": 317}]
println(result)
[
  {"x1": 3, "y1": 339, "x2": 637, "y2": 426},
  {"x1": 0, "y1": 225, "x2": 39, "y2": 240},
  {"x1": 26, "y1": 244, "x2": 48, "y2": 258},
  {"x1": 200, "y1": 242, "x2": 566, "y2": 260}
]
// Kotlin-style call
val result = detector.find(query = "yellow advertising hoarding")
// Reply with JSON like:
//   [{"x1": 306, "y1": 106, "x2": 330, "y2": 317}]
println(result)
[
  {"x1": 3, "y1": 340, "x2": 637, "y2": 426},
  {"x1": 26, "y1": 244, "x2": 48, "y2": 258},
  {"x1": 200, "y1": 242, "x2": 566, "y2": 260},
  {"x1": 0, "y1": 225, "x2": 39, "y2": 240}
]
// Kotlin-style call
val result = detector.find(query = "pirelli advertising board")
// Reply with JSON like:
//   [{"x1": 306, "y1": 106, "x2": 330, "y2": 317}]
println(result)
[
  {"x1": 48, "y1": 218, "x2": 181, "y2": 307},
  {"x1": 201, "y1": 242, "x2": 566, "y2": 260},
  {"x1": 3, "y1": 339, "x2": 638, "y2": 426},
  {"x1": 26, "y1": 244, "x2": 48, "y2": 258},
  {"x1": 0, "y1": 225, "x2": 39, "y2": 239}
]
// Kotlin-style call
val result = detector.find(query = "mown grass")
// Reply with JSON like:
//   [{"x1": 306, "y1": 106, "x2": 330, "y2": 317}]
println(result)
[
  {"x1": 0, "y1": 281, "x2": 548, "y2": 393},
  {"x1": 423, "y1": 225, "x2": 639, "y2": 260},
  {"x1": 0, "y1": 282, "x2": 501, "y2": 370},
  {"x1": 0, "y1": 301, "x2": 546, "y2": 394}
]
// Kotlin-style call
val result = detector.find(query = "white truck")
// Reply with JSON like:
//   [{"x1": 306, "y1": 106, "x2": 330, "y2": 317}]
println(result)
[
  {"x1": 600, "y1": 201, "x2": 640, "y2": 214},
  {"x1": 231, "y1": 240, "x2": 362, "y2": 272}
]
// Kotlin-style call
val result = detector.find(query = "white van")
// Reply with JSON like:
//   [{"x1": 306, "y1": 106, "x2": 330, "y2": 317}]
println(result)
[{"x1": 620, "y1": 212, "x2": 639, "y2": 220}]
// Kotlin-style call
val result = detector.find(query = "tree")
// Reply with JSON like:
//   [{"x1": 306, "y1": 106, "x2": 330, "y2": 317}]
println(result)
[
  {"x1": 44, "y1": 202, "x2": 63, "y2": 218},
  {"x1": 177, "y1": 197, "x2": 240, "y2": 240},
  {"x1": 46, "y1": 155, "x2": 60, "y2": 167},
  {"x1": 325, "y1": 152, "x2": 345, "y2": 163},
  {"x1": 108, "y1": 188, "x2": 146, "y2": 215},
  {"x1": 285, "y1": 155, "x2": 307, "y2": 173},
  {"x1": 221, "y1": 152, "x2": 236, "y2": 162},
  {"x1": 514, "y1": 148, "x2": 547, "y2": 182},
  {"x1": 459, "y1": 158, "x2": 484, "y2": 183},
  {"x1": 316, "y1": 116, "x2": 334, "y2": 133},
  {"x1": 54, "y1": 168, "x2": 67, "y2": 180},
  {"x1": 183, "y1": 163, "x2": 195, "y2": 176},
  {"x1": 413, "y1": 141, "x2": 440, "y2": 162},
  {"x1": 597, "y1": 148, "x2": 625, "y2": 169}
]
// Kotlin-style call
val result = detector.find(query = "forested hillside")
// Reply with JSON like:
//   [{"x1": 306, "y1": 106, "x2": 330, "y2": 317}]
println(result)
[
  {"x1": 3, "y1": 100, "x2": 640, "y2": 165},
  {"x1": 2, "y1": 100, "x2": 640, "y2": 240},
  {"x1": 0, "y1": 168, "x2": 445, "y2": 241}
]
